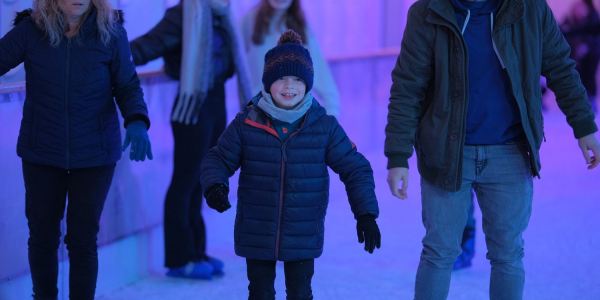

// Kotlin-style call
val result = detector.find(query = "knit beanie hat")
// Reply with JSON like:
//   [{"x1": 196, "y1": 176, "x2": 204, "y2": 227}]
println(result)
[{"x1": 262, "y1": 29, "x2": 314, "y2": 93}]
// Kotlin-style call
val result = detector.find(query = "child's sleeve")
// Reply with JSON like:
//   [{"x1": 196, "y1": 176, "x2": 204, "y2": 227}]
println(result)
[
  {"x1": 200, "y1": 114, "x2": 244, "y2": 192},
  {"x1": 325, "y1": 117, "x2": 379, "y2": 219}
]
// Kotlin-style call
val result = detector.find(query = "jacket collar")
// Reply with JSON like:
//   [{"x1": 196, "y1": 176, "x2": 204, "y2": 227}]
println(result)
[
  {"x1": 427, "y1": 0, "x2": 523, "y2": 28},
  {"x1": 450, "y1": 0, "x2": 501, "y2": 14},
  {"x1": 494, "y1": 0, "x2": 524, "y2": 27},
  {"x1": 79, "y1": 8, "x2": 99, "y2": 38},
  {"x1": 79, "y1": 9, "x2": 125, "y2": 38}
]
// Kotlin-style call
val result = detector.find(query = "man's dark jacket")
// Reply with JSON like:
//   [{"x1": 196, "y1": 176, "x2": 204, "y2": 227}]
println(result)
[
  {"x1": 0, "y1": 9, "x2": 149, "y2": 170},
  {"x1": 385, "y1": 0, "x2": 598, "y2": 192},
  {"x1": 201, "y1": 98, "x2": 379, "y2": 261}
]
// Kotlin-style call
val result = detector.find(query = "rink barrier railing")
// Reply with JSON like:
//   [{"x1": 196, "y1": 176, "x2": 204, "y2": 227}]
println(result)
[
  {"x1": 0, "y1": 69, "x2": 173, "y2": 96},
  {"x1": 0, "y1": 47, "x2": 401, "y2": 96}
]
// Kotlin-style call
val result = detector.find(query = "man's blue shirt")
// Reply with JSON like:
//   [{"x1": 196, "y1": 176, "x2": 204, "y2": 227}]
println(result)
[{"x1": 452, "y1": 0, "x2": 526, "y2": 145}]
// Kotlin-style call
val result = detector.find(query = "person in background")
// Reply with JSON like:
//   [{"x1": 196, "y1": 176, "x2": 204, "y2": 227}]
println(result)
[
  {"x1": 201, "y1": 30, "x2": 381, "y2": 300},
  {"x1": 240, "y1": 0, "x2": 341, "y2": 117},
  {"x1": 561, "y1": 0, "x2": 600, "y2": 112},
  {"x1": 0, "y1": 0, "x2": 153, "y2": 299},
  {"x1": 129, "y1": 0, "x2": 253, "y2": 280}
]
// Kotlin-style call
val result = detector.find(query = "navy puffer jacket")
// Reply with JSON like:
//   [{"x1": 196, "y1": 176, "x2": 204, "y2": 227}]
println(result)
[
  {"x1": 0, "y1": 9, "x2": 149, "y2": 169},
  {"x1": 201, "y1": 97, "x2": 379, "y2": 261}
]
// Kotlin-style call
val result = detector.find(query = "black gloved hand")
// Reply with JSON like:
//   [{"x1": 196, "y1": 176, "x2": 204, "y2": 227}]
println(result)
[
  {"x1": 204, "y1": 184, "x2": 231, "y2": 213},
  {"x1": 356, "y1": 215, "x2": 381, "y2": 254}
]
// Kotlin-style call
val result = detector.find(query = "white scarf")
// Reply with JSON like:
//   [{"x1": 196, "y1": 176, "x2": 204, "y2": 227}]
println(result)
[{"x1": 173, "y1": 0, "x2": 253, "y2": 124}]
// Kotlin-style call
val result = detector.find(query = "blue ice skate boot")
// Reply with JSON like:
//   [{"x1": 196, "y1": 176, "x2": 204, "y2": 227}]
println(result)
[
  {"x1": 205, "y1": 256, "x2": 225, "y2": 276},
  {"x1": 166, "y1": 261, "x2": 214, "y2": 279}
]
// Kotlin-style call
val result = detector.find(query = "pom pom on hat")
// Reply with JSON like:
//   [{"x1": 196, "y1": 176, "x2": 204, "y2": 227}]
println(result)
[
  {"x1": 277, "y1": 29, "x2": 303, "y2": 46},
  {"x1": 262, "y1": 29, "x2": 314, "y2": 93}
]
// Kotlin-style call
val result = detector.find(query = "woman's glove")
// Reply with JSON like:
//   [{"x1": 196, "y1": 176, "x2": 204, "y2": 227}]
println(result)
[
  {"x1": 356, "y1": 215, "x2": 381, "y2": 254},
  {"x1": 122, "y1": 120, "x2": 153, "y2": 162},
  {"x1": 205, "y1": 184, "x2": 231, "y2": 213}
]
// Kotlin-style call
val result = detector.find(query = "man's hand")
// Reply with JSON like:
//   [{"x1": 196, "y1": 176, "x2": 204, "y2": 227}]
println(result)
[
  {"x1": 387, "y1": 167, "x2": 409, "y2": 199},
  {"x1": 578, "y1": 133, "x2": 600, "y2": 170}
]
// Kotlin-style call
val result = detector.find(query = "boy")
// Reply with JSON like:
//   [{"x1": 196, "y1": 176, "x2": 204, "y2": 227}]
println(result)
[{"x1": 201, "y1": 30, "x2": 381, "y2": 300}]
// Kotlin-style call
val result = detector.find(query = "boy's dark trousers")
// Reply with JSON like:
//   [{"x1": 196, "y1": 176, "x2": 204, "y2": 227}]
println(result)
[
  {"x1": 22, "y1": 160, "x2": 115, "y2": 300},
  {"x1": 163, "y1": 85, "x2": 227, "y2": 268},
  {"x1": 246, "y1": 258, "x2": 315, "y2": 300}
]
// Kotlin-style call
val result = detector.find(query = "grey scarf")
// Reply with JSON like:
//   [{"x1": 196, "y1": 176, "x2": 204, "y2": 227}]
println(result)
[
  {"x1": 257, "y1": 90, "x2": 313, "y2": 123},
  {"x1": 173, "y1": 0, "x2": 253, "y2": 124}
]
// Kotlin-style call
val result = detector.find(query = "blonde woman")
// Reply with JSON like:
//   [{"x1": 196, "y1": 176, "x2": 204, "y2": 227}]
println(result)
[
  {"x1": 240, "y1": 0, "x2": 341, "y2": 117},
  {"x1": 0, "y1": 0, "x2": 152, "y2": 299}
]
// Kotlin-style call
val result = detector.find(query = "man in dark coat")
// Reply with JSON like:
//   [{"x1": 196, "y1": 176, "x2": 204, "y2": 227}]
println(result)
[{"x1": 385, "y1": 0, "x2": 600, "y2": 299}]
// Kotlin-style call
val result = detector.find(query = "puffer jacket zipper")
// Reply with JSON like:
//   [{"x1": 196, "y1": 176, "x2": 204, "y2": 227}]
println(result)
[
  {"x1": 65, "y1": 38, "x2": 72, "y2": 169},
  {"x1": 276, "y1": 143, "x2": 286, "y2": 260},
  {"x1": 244, "y1": 117, "x2": 300, "y2": 260},
  {"x1": 274, "y1": 131, "x2": 299, "y2": 260}
]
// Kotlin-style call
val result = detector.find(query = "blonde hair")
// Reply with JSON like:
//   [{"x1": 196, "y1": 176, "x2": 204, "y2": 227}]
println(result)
[{"x1": 32, "y1": 0, "x2": 118, "y2": 47}]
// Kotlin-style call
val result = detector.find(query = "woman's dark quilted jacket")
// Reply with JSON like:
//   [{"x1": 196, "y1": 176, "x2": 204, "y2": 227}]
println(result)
[{"x1": 0, "y1": 9, "x2": 149, "y2": 169}]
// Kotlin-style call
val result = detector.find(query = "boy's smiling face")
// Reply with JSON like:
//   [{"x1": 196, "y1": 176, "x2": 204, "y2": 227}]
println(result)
[{"x1": 269, "y1": 76, "x2": 306, "y2": 110}]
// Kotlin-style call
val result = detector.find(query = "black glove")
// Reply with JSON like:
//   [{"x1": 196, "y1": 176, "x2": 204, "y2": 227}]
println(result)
[
  {"x1": 356, "y1": 215, "x2": 381, "y2": 254},
  {"x1": 204, "y1": 184, "x2": 231, "y2": 213}
]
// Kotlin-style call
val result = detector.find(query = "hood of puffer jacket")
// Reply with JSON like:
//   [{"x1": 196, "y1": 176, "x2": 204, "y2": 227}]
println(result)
[{"x1": 13, "y1": 8, "x2": 125, "y2": 26}]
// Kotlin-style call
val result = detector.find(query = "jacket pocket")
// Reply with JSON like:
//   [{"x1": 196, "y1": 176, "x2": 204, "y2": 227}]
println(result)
[
  {"x1": 98, "y1": 117, "x2": 107, "y2": 150},
  {"x1": 416, "y1": 111, "x2": 448, "y2": 168},
  {"x1": 415, "y1": 107, "x2": 434, "y2": 158}
]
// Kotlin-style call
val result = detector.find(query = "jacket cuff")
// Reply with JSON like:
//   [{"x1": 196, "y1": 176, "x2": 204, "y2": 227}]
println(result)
[
  {"x1": 355, "y1": 211, "x2": 379, "y2": 220},
  {"x1": 386, "y1": 153, "x2": 410, "y2": 169},
  {"x1": 571, "y1": 116, "x2": 598, "y2": 139},
  {"x1": 124, "y1": 114, "x2": 151, "y2": 130}
]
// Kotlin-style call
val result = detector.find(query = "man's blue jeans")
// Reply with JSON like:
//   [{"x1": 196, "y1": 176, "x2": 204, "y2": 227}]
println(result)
[{"x1": 415, "y1": 144, "x2": 533, "y2": 300}]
